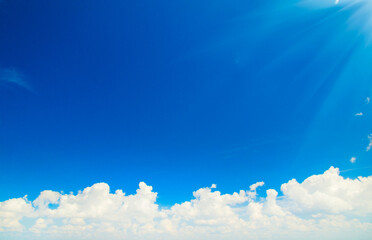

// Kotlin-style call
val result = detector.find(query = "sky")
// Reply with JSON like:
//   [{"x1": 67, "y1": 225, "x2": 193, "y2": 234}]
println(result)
[{"x1": 0, "y1": 0, "x2": 372, "y2": 239}]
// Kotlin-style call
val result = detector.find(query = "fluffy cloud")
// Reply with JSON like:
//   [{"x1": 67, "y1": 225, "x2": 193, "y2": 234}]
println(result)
[
  {"x1": 0, "y1": 197, "x2": 33, "y2": 232},
  {"x1": 1, "y1": 167, "x2": 372, "y2": 240},
  {"x1": 281, "y1": 167, "x2": 372, "y2": 215}
]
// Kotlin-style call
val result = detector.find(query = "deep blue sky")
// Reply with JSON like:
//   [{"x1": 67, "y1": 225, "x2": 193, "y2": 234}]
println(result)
[{"x1": 0, "y1": 0, "x2": 371, "y2": 205}]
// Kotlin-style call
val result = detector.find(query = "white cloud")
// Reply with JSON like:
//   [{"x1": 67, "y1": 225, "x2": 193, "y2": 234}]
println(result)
[
  {"x1": 367, "y1": 134, "x2": 372, "y2": 151},
  {"x1": 0, "y1": 196, "x2": 34, "y2": 232},
  {"x1": 1, "y1": 167, "x2": 372, "y2": 239},
  {"x1": 281, "y1": 167, "x2": 372, "y2": 215},
  {"x1": 367, "y1": 97, "x2": 370, "y2": 104},
  {"x1": 355, "y1": 112, "x2": 363, "y2": 116},
  {"x1": 350, "y1": 157, "x2": 356, "y2": 163},
  {"x1": 249, "y1": 181, "x2": 264, "y2": 191},
  {"x1": 29, "y1": 218, "x2": 53, "y2": 233},
  {"x1": 248, "y1": 181, "x2": 264, "y2": 199}
]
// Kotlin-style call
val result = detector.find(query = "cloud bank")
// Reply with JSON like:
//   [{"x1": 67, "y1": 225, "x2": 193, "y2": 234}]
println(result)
[{"x1": 1, "y1": 167, "x2": 372, "y2": 240}]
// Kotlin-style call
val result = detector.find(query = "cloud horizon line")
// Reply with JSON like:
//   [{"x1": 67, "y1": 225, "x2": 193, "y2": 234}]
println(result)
[{"x1": 1, "y1": 166, "x2": 372, "y2": 240}]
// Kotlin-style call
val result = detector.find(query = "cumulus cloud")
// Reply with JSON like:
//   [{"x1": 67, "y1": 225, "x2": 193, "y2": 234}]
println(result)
[
  {"x1": 281, "y1": 167, "x2": 372, "y2": 215},
  {"x1": 1, "y1": 168, "x2": 372, "y2": 240}
]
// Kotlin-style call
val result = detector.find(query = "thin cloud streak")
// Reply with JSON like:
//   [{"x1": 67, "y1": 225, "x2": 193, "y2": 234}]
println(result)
[{"x1": 0, "y1": 68, "x2": 33, "y2": 92}]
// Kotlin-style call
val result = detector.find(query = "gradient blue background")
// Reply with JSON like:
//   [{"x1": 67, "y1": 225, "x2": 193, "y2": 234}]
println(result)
[{"x1": 0, "y1": 0, "x2": 371, "y2": 205}]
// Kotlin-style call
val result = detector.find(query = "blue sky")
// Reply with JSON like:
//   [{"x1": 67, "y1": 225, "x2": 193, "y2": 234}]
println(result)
[
  {"x1": 0, "y1": 0, "x2": 372, "y2": 239},
  {"x1": 1, "y1": 0, "x2": 371, "y2": 201}
]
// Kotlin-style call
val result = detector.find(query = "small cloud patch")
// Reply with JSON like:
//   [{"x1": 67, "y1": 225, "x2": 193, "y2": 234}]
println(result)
[{"x1": 367, "y1": 134, "x2": 372, "y2": 152}]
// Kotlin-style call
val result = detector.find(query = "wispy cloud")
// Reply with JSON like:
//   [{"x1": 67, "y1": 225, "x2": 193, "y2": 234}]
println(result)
[
  {"x1": 367, "y1": 134, "x2": 372, "y2": 151},
  {"x1": 0, "y1": 68, "x2": 32, "y2": 92},
  {"x1": 355, "y1": 112, "x2": 363, "y2": 116},
  {"x1": 340, "y1": 166, "x2": 372, "y2": 173},
  {"x1": 367, "y1": 97, "x2": 370, "y2": 104}
]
